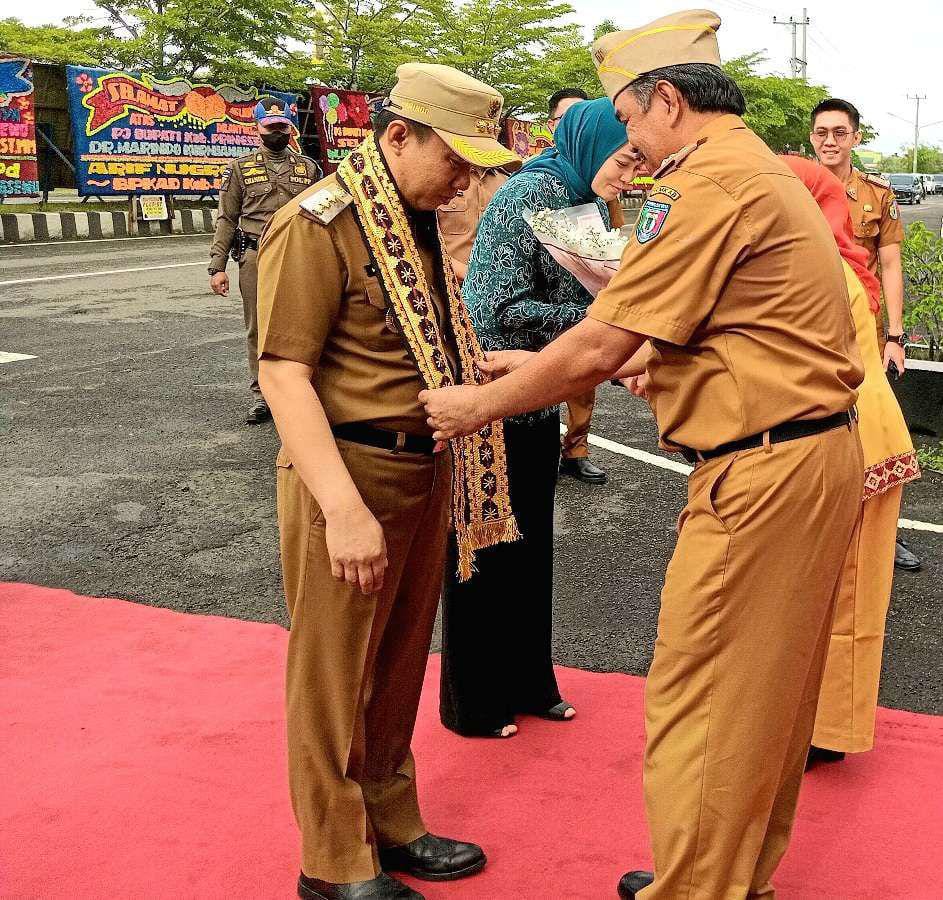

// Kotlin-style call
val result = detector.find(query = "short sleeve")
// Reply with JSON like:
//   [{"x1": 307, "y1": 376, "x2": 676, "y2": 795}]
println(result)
[
  {"x1": 256, "y1": 209, "x2": 344, "y2": 367},
  {"x1": 588, "y1": 171, "x2": 749, "y2": 344},
  {"x1": 878, "y1": 191, "x2": 904, "y2": 247}
]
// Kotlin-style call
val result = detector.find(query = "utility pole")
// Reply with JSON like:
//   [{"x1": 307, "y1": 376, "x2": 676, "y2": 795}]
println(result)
[
  {"x1": 773, "y1": 9, "x2": 810, "y2": 79},
  {"x1": 907, "y1": 94, "x2": 925, "y2": 173}
]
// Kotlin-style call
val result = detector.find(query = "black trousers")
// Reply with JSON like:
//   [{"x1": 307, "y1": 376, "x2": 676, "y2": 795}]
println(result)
[{"x1": 439, "y1": 412, "x2": 564, "y2": 736}]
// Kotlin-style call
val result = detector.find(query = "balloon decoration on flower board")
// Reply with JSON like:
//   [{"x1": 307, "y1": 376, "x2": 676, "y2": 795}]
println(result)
[{"x1": 310, "y1": 87, "x2": 372, "y2": 174}]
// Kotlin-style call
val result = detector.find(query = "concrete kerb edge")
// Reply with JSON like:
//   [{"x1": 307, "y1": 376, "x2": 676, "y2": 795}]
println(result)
[{"x1": 0, "y1": 208, "x2": 219, "y2": 244}]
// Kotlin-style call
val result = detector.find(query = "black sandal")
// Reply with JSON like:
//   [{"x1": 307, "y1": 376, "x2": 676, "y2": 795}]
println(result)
[{"x1": 535, "y1": 701, "x2": 576, "y2": 722}]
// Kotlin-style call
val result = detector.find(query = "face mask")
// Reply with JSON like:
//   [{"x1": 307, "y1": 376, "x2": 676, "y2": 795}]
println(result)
[{"x1": 261, "y1": 131, "x2": 290, "y2": 152}]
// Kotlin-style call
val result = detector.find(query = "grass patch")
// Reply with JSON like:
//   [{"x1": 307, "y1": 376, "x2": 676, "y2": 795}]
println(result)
[{"x1": 916, "y1": 441, "x2": 943, "y2": 474}]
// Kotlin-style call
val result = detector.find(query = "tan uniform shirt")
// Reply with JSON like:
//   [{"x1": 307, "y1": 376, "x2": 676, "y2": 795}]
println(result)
[
  {"x1": 209, "y1": 148, "x2": 321, "y2": 271},
  {"x1": 845, "y1": 168, "x2": 903, "y2": 277},
  {"x1": 257, "y1": 174, "x2": 456, "y2": 435},
  {"x1": 589, "y1": 114, "x2": 863, "y2": 452},
  {"x1": 437, "y1": 168, "x2": 509, "y2": 280}
]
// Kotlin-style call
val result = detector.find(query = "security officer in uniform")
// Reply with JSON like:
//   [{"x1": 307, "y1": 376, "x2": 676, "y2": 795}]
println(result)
[
  {"x1": 810, "y1": 97, "x2": 921, "y2": 571},
  {"x1": 208, "y1": 96, "x2": 321, "y2": 424},
  {"x1": 421, "y1": 11, "x2": 866, "y2": 898},
  {"x1": 256, "y1": 64, "x2": 520, "y2": 900}
]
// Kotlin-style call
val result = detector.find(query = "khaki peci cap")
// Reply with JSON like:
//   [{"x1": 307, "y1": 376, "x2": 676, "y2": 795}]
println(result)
[
  {"x1": 384, "y1": 63, "x2": 521, "y2": 169},
  {"x1": 592, "y1": 10, "x2": 723, "y2": 102}
]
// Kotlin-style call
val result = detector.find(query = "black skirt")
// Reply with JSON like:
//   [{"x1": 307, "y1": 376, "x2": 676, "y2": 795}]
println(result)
[{"x1": 439, "y1": 411, "x2": 564, "y2": 736}]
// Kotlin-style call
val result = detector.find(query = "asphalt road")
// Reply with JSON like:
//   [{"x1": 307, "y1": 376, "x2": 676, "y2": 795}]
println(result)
[
  {"x1": 1, "y1": 234, "x2": 941, "y2": 715},
  {"x1": 898, "y1": 192, "x2": 943, "y2": 232}
]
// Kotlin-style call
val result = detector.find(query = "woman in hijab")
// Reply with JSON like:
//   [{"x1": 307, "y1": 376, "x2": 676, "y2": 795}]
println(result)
[
  {"x1": 782, "y1": 156, "x2": 920, "y2": 766},
  {"x1": 439, "y1": 98, "x2": 640, "y2": 738}
]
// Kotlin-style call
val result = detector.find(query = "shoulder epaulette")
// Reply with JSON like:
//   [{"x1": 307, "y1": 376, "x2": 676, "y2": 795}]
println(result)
[
  {"x1": 299, "y1": 182, "x2": 353, "y2": 225},
  {"x1": 863, "y1": 173, "x2": 891, "y2": 189},
  {"x1": 652, "y1": 138, "x2": 707, "y2": 179}
]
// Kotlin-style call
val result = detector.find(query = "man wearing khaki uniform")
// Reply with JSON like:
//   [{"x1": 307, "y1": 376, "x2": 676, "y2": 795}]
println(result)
[
  {"x1": 208, "y1": 96, "x2": 320, "y2": 423},
  {"x1": 257, "y1": 64, "x2": 520, "y2": 900},
  {"x1": 420, "y1": 11, "x2": 866, "y2": 898}
]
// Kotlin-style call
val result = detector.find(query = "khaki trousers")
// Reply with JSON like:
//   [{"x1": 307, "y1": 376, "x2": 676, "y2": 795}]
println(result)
[
  {"x1": 238, "y1": 247, "x2": 261, "y2": 398},
  {"x1": 812, "y1": 485, "x2": 902, "y2": 753},
  {"x1": 277, "y1": 439, "x2": 452, "y2": 883},
  {"x1": 639, "y1": 425, "x2": 863, "y2": 900},
  {"x1": 561, "y1": 389, "x2": 596, "y2": 459}
]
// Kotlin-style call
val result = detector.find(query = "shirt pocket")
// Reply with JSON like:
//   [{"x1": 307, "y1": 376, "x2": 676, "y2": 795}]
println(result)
[
  {"x1": 245, "y1": 181, "x2": 274, "y2": 201},
  {"x1": 356, "y1": 276, "x2": 403, "y2": 351},
  {"x1": 853, "y1": 208, "x2": 881, "y2": 241},
  {"x1": 437, "y1": 195, "x2": 469, "y2": 235}
]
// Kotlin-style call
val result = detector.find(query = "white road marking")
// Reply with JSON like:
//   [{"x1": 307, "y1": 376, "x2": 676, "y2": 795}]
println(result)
[
  {"x1": 0, "y1": 233, "x2": 210, "y2": 249},
  {"x1": 585, "y1": 431, "x2": 694, "y2": 475},
  {"x1": 0, "y1": 351, "x2": 37, "y2": 364},
  {"x1": 898, "y1": 518, "x2": 943, "y2": 534},
  {"x1": 565, "y1": 424, "x2": 943, "y2": 534},
  {"x1": 0, "y1": 261, "x2": 206, "y2": 287}
]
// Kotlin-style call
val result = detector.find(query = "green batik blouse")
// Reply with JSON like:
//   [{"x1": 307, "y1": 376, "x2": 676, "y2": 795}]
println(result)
[{"x1": 462, "y1": 169, "x2": 610, "y2": 422}]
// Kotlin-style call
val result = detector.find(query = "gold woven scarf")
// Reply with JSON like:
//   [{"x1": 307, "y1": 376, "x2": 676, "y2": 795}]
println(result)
[{"x1": 337, "y1": 134, "x2": 519, "y2": 580}]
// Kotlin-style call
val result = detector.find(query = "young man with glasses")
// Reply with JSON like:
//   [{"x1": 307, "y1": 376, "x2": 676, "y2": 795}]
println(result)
[{"x1": 810, "y1": 97, "x2": 920, "y2": 573}]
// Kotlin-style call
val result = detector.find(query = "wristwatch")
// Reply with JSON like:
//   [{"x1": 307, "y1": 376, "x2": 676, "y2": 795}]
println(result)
[{"x1": 885, "y1": 333, "x2": 906, "y2": 346}]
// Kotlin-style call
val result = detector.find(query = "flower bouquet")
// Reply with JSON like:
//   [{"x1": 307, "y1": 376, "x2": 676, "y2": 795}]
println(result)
[{"x1": 524, "y1": 203, "x2": 632, "y2": 297}]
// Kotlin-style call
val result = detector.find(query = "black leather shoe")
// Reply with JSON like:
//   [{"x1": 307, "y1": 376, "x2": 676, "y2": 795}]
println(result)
[
  {"x1": 618, "y1": 871, "x2": 654, "y2": 899},
  {"x1": 894, "y1": 537, "x2": 921, "y2": 571},
  {"x1": 379, "y1": 832, "x2": 486, "y2": 882},
  {"x1": 246, "y1": 399, "x2": 272, "y2": 424},
  {"x1": 560, "y1": 456, "x2": 608, "y2": 484},
  {"x1": 298, "y1": 873, "x2": 423, "y2": 900},
  {"x1": 806, "y1": 745, "x2": 846, "y2": 770}
]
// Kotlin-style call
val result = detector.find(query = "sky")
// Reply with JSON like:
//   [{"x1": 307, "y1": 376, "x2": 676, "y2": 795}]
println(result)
[{"x1": 5, "y1": 0, "x2": 941, "y2": 154}]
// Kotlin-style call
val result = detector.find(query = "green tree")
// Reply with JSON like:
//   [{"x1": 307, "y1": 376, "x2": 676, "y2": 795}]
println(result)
[
  {"x1": 722, "y1": 52, "x2": 876, "y2": 152},
  {"x1": 722, "y1": 52, "x2": 827, "y2": 152},
  {"x1": 88, "y1": 0, "x2": 311, "y2": 86},
  {"x1": 305, "y1": 0, "x2": 441, "y2": 92},
  {"x1": 428, "y1": 0, "x2": 578, "y2": 115},
  {"x1": 902, "y1": 222, "x2": 943, "y2": 360},
  {"x1": 879, "y1": 144, "x2": 943, "y2": 174},
  {"x1": 0, "y1": 17, "x2": 117, "y2": 67}
]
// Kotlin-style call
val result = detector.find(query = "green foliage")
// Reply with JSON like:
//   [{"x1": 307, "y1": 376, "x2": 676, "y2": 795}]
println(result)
[
  {"x1": 916, "y1": 441, "x2": 943, "y2": 474},
  {"x1": 879, "y1": 144, "x2": 943, "y2": 174},
  {"x1": 722, "y1": 52, "x2": 827, "y2": 152},
  {"x1": 306, "y1": 0, "x2": 441, "y2": 92},
  {"x1": 901, "y1": 222, "x2": 943, "y2": 361},
  {"x1": 88, "y1": 0, "x2": 309, "y2": 87},
  {"x1": 0, "y1": 17, "x2": 117, "y2": 67},
  {"x1": 427, "y1": 0, "x2": 582, "y2": 115},
  {"x1": 721, "y1": 52, "x2": 877, "y2": 152}
]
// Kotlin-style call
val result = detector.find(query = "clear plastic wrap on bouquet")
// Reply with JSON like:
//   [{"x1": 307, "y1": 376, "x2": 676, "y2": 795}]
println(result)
[{"x1": 524, "y1": 203, "x2": 631, "y2": 297}]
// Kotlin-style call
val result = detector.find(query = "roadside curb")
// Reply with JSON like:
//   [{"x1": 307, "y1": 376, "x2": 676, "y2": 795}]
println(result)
[{"x1": 0, "y1": 209, "x2": 219, "y2": 244}]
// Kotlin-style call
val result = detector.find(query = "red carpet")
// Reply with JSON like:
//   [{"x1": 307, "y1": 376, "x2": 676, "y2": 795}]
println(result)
[{"x1": 2, "y1": 583, "x2": 941, "y2": 899}]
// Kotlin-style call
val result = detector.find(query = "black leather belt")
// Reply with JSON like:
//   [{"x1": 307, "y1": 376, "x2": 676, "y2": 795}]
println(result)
[
  {"x1": 243, "y1": 233, "x2": 259, "y2": 251},
  {"x1": 678, "y1": 409, "x2": 856, "y2": 465},
  {"x1": 332, "y1": 422, "x2": 437, "y2": 455}
]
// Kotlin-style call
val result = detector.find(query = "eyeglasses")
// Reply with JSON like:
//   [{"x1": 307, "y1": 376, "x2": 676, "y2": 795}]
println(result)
[{"x1": 811, "y1": 128, "x2": 855, "y2": 143}]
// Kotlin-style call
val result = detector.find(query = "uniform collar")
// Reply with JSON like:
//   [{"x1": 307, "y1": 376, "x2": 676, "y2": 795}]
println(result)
[
  {"x1": 651, "y1": 114, "x2": 746, "y2": 178},
  {"x1": 691, "y1": 113, "x2": 748, "y2": 143},
  {"x1": 845, "y1": 167, "x2": 862, "y2": 201}
]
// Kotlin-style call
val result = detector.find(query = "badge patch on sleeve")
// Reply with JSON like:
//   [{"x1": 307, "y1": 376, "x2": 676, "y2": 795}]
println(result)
[
  {"x1": 889, "y1": 201, "x2": 899, "y2": 220},
  {"x1": 636, "y1": 200, "x2": 671, "y2": 244}
]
